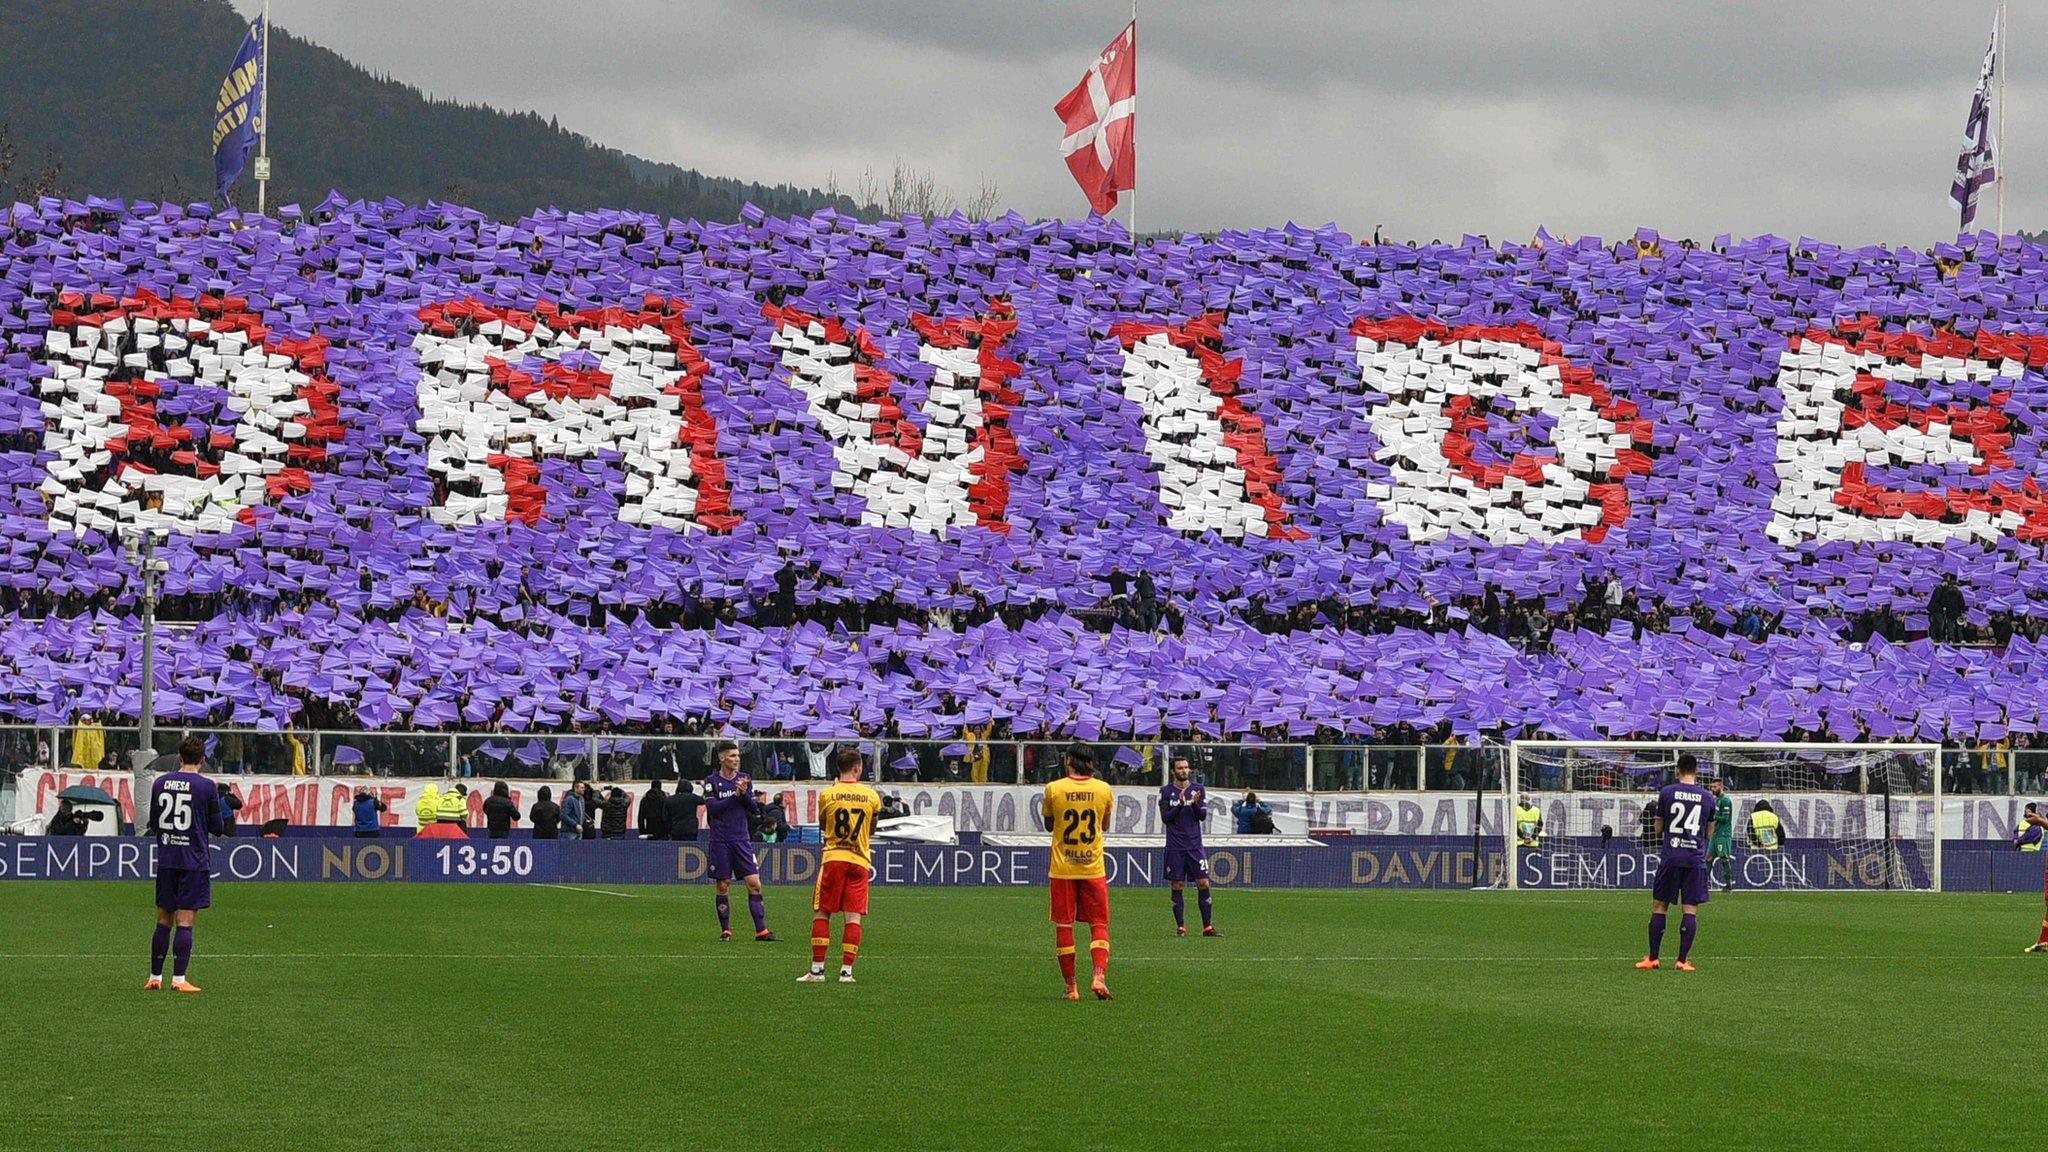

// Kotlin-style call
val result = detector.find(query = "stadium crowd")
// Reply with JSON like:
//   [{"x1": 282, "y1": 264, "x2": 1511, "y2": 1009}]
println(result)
[{"x1": 3, "y1": 201, "x2": 2047, "y2": 765}]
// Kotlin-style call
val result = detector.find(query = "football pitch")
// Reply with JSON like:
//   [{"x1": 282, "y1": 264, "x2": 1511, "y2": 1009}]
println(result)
[{"x1": 0, "y1": 883, "x2": 2031, "y2": 1151}]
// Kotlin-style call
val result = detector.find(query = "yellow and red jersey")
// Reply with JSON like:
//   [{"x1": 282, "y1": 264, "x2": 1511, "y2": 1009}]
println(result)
[
  {"x1": 819, "y1": 781, "x2": 883, "y2": 869},
  {"x1": 1042, "y1": 774, "x2": 1114, "y2": 880}
]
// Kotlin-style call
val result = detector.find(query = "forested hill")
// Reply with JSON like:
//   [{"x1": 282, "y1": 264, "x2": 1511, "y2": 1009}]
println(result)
[{"x1": 0, "y1": 0, "x2": 860, "y2": 221}]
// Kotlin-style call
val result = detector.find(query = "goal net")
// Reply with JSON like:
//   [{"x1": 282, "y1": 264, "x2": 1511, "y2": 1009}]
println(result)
[{"x1": 1504, "y1": 742, "x2": 1942, "y2": 892}]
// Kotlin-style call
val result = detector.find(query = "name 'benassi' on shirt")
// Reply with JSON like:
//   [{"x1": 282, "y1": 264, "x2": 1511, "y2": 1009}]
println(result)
[{"x1": 1656, "y1": 781, "x2": 1718, "y2": 866}]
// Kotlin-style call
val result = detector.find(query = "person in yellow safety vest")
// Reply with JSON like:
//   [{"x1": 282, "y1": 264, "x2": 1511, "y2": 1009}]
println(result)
[
  {"x1": 2020, "y1": 805, "x2": 2048, "y2": 953},
  {"x1": 1746, "y1": 800, "x2": 1784, "y2": 851},
  {"x1": 1513, "y1": 794, "x2": 1543, "y2": 848},
  {"x1": 2014, "y1": 803, "x2": 2045, "y2": 852},
  {"x1": 415, "y1": 783, "x2": 441, "y2": 831},
  {"x1": 438, "y1": 783, "x2": 469, "y2": 827}
]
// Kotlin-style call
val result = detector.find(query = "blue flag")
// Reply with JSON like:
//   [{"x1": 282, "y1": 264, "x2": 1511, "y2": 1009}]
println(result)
[{"x1": 212, "y1": 15, "x2": 265, "y2": 201}]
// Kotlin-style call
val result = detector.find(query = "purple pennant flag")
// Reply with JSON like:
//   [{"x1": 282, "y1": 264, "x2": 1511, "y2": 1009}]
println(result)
[{"x1": 1951, "y1": 11, "x2": 2000, "y2": 230}]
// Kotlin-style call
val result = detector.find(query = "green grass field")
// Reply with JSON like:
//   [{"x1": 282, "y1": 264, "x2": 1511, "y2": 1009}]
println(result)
[{"x1": 0, "y1": 882, "x2": 2035, "y2": 1150}]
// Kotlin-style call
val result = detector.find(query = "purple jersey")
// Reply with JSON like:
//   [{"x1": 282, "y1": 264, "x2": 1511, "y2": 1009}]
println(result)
[
  {"x1": 149, "y1": 770, "x2": 222, "y2": 872},
  {"x1": 1656, "y1": 781, "x2": 1717, "y2": 865},
  {"x1": 1159, "y1": 783, "x2": 1208, "y2": 851},
  {"x1": 702, "y1": 771, "x2": 757, "y2": 843}
]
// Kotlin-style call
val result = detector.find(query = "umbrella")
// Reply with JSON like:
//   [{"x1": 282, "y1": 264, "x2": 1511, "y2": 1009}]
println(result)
[{"x1": 56, "y1": 784, "x2": 116, "y2": 804}]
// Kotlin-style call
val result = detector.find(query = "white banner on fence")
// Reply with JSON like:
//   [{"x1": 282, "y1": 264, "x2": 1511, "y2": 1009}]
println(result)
[{"x1": 16, "y1": 770, "x2": 2026, "y2": 842}]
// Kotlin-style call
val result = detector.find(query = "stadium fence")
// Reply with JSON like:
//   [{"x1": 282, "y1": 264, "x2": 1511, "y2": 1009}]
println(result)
[{"x1": 6, "y1": 723, "x2": 2044, "y2": 795}]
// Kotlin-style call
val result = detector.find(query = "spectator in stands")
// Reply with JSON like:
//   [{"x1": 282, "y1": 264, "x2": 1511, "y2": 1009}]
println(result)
[
  {"x1": 600, "y1": 785, "x2": 632, "y2": 839},
  {"x1": 352, "y1": 786, "x2": 386, "y2": 838},
  {"x1": 1134, "y1": 571, "x2": 1160, "y2": 632},
  {"x1": 665, "y1": 779, "x2": 703, "y2": 840},
  {"x1": 639, "y1": 779, "x2": 669, "y2": 840},
  {"x1": 530, "y1": 785, "x2": 562, "y2": 840},
  {"x1": 804, "y1": 741, "x2": 834, "y2": 779},
  {"x1": 1234, "y1": 791, "x2": 1273, "y2": 834},
  {"x1": 759, "y1": 794, "x2": 790, "y2": 843},
  {"x1": 558, "y1": 783, "x2": 586, "y2": 842},
  {"x1": 1929, "y1": 574, "x2": 1967, "y2": 644},
  {"x1": 482, "y1": 781, "x2": 519, "y2": 839}
]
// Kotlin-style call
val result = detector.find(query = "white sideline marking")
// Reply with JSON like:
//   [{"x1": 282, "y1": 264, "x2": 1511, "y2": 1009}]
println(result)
[
  {"x1": 537, "y1": 883, "x2": 640, "y2": 899},
  {"x1": 0, "y1": 952, "x2": 2030, "y2": 964}
]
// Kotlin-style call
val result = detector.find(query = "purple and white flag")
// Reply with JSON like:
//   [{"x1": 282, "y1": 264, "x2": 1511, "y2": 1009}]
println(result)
[{"x1": 1950, "y1": 12, "x2": 2000, "y2": 230}]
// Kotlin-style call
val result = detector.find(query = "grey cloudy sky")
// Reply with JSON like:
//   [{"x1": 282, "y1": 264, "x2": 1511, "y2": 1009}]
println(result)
[{"x1": 232, "y1": 1, "x2": 2035, "y2": 245}]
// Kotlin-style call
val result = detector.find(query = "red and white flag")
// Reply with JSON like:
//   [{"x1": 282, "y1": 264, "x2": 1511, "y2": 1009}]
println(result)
[{"x1": 1055, "y1": 21, "x2": 1136, "y2": 215}]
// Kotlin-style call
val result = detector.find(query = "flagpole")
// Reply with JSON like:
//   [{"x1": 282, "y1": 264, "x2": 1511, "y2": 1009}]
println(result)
[
  {"x1": 256, "y1": 0, "x2": 270, "y2": 215},
  {"x1": 1997, "y1": 1, "x2": 2007, "y2": 235},
  {"x1": 1128, "y1": 0, "x2": 1138, "y2": 257}
]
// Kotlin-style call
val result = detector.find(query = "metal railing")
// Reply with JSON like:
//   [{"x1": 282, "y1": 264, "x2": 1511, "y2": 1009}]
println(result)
[
  {"x1": 1, "y1": 725, "x2": 1504, "y2": 793},
  {"x1": 6, "y1": 724, "x2": 2040, "y2": 795}
]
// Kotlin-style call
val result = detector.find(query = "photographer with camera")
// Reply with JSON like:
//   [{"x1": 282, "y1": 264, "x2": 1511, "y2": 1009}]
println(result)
[
  {"x1": 1233, "y1": 791, "x2": 1274, "y2": 835},
  {"x1": 47, "y1": 798, "x2": 101, "y2": 835}
]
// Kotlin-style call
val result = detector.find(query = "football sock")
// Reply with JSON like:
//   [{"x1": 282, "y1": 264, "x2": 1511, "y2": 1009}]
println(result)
[
  {"x1": 811, "y1": 916, "x2": 830, "y2": 970},
  {"x1": 1647, "y1": 912, "x2": 1667, "y2": 960},
  {"x1": 716, "y1": 895, "x2": 731, "y2": 932},
  {"x1": 1170, "y1": 888, "x2": 1186, "y2": 928},
  {"x1": 1089, "y1": 924, "x2": 1110, "y2": 978},
  {"x1": 748, "y1": 893, "x2": 768, "y2": 933},
  {"x1": 2036, "y1": 917, "x2": 2048, "y2": 946},
  {"x1": 1197, "y1": 888, "x2": 1214, "y2": 929},
  {"x1": 841, "y1": 922, "x2": 862, "y2": 971},
  {"x1": 1678, "y1": 914, "x2": 1698, "y2": 962},
  {"x1": 149, "y1": 924, "x2": 170, "y2": 978},
  {"x1": 171, "y1": 927, "x2": 193, "y2": 980},
  {"x1": 1055, "y1": 925, "x2": 1077, "y2": 985}
]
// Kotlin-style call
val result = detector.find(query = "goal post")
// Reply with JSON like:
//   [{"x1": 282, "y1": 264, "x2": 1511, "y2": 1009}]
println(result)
[{"x1": 1504, "y1": 742, "x2": 1943, "y2": 893}]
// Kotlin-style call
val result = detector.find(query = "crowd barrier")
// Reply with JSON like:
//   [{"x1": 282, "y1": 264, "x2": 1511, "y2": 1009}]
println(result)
[
  {"x1": 13, "y1": 724, "x2": 2048, "y2": 797},
  {"x1": 19, "y1": 764, "x2": 2048, "y2": 842},
  {"x1": 0, "y1": 836, "x2": 2036, "y2": 892}
]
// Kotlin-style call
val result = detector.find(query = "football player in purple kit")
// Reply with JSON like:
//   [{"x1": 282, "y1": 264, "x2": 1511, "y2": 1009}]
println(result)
[
  {"x1": 145, "y1": 736, "x2": 224, "y2": 993},
  {"x1": 1636, "y1": 753, "x2": 1717, "y2": 972},
  {"x1": 1159, "y1": 754, "x2": 1220, "y2": 937},
  {"x1": 704, "y1": 741, "x2": 777, "y2": 942}
]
